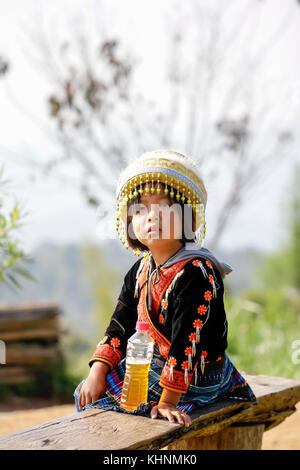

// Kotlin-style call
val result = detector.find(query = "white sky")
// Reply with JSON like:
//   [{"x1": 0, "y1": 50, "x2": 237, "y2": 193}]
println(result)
[{"x1": 0, "y1": 0, "x2": 299, "y2": 255}]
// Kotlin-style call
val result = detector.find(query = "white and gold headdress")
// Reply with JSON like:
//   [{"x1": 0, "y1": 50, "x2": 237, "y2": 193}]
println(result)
[{"x1": 115, "y1": 150, "x2": 207, "y2": 256}]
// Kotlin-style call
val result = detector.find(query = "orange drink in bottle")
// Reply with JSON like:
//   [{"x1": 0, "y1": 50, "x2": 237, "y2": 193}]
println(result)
[{"x1": 120, "y1": 321, "x2": 154, "y2": 411}]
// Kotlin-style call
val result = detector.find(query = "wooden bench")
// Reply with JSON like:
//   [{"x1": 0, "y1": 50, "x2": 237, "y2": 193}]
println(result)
[{"x1": 0, "y1": 372, "x2": 299, "y2": 450}]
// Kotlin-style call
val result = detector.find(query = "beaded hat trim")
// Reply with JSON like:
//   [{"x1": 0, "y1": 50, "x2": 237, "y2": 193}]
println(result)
[{"x1": 115, "y1": 150, "x2": 207, "y2": 257}]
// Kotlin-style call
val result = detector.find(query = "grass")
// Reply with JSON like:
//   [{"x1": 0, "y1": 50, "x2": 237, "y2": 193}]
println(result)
[{"x1": 225, "y1": 286, "x2": 300, "y2": 380}]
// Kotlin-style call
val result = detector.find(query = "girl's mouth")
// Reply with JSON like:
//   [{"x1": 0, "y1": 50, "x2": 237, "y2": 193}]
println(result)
[
  {"x1": 147, "y1": 227, "x2": 162, "y2": 236},
  {"x1": 147, "y1": 225, "x2": 161, "y2": 233}
]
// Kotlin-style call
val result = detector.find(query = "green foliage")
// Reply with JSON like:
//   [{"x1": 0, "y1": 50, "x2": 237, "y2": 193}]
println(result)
[
  {"x1": 34, "y1": 359, "x2": 81, "y2": 399},
  {"x1": 225, "y1": 163, "x2": 300, "y2": 380},
  {"x1": 0, "y1": 383, "x2": 12, "y2": 398},
  {"x1": 1, "y1": 358, "x2": 81, "y2": 400},
  {"x1": 60, "y1": 325, "x2": 96, "y2": 379},
  {"x1": 286, "y1": 164, "x2": 300, "y2": 289},
  {"x1": 0, "y1": 166, "x2": 36, "y2": 290},
  {"x1": 225, "y1": 286, "x2": 300, "y2": 379}
]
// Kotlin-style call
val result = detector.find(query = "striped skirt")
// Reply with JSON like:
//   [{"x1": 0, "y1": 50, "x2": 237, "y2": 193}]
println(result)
[{"x1": 73, "y1": 353, "x2": 258, "y2": 418}]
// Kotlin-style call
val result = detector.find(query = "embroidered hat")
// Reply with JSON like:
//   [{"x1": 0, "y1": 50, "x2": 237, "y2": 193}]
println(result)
[{"x1": 115, "y1": 149, "x2": 208, "y2": 256}]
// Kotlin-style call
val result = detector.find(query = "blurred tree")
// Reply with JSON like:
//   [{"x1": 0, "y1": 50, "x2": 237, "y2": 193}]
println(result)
[
  {"x1": 2, "y1": 1, "x2": 296, "y2": 251},
  {"x1": 0, "y1": 56, "x2": 9, "y2": 76},
  {"x1": 0, "y1": 167, "x2": 35, "y2": 290}
]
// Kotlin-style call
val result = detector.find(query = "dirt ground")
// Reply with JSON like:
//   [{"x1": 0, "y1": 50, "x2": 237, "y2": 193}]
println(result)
[{"x1": 0, "y1": 397, "x2": 299, "y2": 450}]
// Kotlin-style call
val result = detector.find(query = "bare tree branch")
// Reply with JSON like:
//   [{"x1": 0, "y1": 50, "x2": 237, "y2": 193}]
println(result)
[{"x1": 4, "y1": 0, "x2": 297, "y2": 251}]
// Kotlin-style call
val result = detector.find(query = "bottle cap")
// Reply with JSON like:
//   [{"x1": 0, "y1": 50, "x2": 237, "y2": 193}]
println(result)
[{"x1": 136, "y1": 321, "x2": 150, "y2": 331}]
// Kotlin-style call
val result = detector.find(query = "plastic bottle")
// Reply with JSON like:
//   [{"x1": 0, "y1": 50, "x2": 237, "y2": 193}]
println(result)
[{"x1": 120, "y1": 321, "x2": 154, "y2": 411}]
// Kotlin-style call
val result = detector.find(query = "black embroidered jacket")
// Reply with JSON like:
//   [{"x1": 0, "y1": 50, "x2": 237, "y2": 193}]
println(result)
[{"x1": 89, "y1": 255, "x2": 228, "y2": 394}]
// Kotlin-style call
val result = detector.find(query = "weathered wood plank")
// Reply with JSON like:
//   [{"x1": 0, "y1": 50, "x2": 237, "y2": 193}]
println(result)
[
  {"x1": 0, "y1": 402, "x2": 252, "y2": 450},
  {"x1": 0, "y1": 373, "x2": 299, "y2": 450},
  {"x1": 0, "y1": 302, "x2": 60, "y2": 320},
  {"x1": 0, "y1": 366, "x2": 35, "y2": 378},
  {"x1": 0, "y1": 302, "x2": 61, "y2": 337},
  {"x1": 0, "y1": 317, "x2": 59, "y2": 333},
  {"x1": 164, "y1": 373, "x2": 300, "y2": 449},
  {"x1": 0, "y1": 328, "x2": 62, "y2": 342},
  {"x1": 5, "y1": 345, "x2": 60, "y2": 365},
  {"x1": 233, "y1": 372, "x2": 300, "y2": 430}
]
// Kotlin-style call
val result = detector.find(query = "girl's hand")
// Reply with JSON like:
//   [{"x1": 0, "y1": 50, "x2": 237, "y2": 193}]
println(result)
[
  {"x1": 78, "y1": 361, "x2": 109, "y2": 410},
  {"x1": 150, "y1": 402, "x2": 192, "y2": 427}
]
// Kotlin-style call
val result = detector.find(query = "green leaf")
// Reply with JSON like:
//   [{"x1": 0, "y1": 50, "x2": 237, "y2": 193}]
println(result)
[
  {"x1": 0, "y1": 214, "x2": 6, "y2": 229},
  {"x1": 5, "y1": 273, "x2": 23, "y2": 290},
  {"x1": 12, "y1": 266, "x2": 37, "y2": 282},
  {"x1": 12, "y1": 205, "x2": 19, "y2": 219},
  {"x1": 8, "y1": 241, "x2": 18, "y2": 253}
]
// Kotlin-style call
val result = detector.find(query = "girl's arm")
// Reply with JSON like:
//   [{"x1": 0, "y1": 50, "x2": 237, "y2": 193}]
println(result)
[
  {"x1": 159, "y1": 388, "x2": 181, "y2": 406},
  {"x1": 77, "y1": 360, "x2": 110, "y2": 410}
]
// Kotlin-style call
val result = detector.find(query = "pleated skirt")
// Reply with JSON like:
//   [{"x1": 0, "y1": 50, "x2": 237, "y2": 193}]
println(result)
[{"x1": 73, "y1": 353, "x2": 258, "y2": 419}]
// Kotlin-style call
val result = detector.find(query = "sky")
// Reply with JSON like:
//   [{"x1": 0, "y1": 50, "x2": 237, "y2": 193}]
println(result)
[{"x1": 0, "y1": 0, "x2": 299, "y2": 255}]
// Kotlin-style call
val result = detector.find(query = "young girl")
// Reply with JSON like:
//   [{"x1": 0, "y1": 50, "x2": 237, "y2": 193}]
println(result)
[{"x1": 74, "y1": 150, "x2": 257, "y2": 427}]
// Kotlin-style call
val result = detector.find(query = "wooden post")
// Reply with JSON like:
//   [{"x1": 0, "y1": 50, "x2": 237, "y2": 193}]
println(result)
[{"x1": 163, "y1": 424, "x2": 265, "y2": 450}]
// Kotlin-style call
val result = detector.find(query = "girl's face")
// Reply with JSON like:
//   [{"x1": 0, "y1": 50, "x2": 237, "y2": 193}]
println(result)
[{"x1": 128, "y1": 183, "x2": 183, "y2": 251}]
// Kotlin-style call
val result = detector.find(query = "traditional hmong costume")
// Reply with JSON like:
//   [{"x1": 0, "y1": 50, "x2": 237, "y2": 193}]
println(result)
[{"x1": 74, "y1": 150, "x2": 257, "y2": 417}]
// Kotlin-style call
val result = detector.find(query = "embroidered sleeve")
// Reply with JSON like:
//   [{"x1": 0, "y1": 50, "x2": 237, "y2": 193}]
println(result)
[
  {"x1": 88, "y1": 259, "x2": 141, "y2": 371},
  {"x1": 158, "y1": 258, "x2": 227, "y2": 394}
]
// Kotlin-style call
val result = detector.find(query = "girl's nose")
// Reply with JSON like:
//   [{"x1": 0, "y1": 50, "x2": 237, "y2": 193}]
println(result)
[{"x1": 147, "y1": 205, "x2": 159, "y2": 222}]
